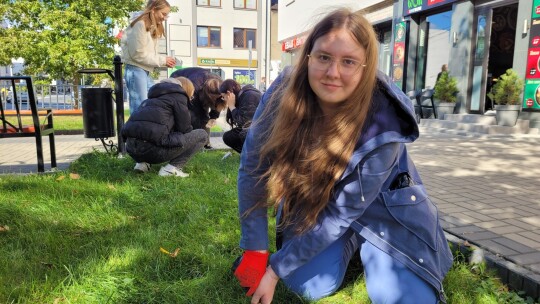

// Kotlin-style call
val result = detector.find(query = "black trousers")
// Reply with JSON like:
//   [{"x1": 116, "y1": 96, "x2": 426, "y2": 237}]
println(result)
[{"x1": 222, "y1": 127, "x2": 247, "y2": 154}]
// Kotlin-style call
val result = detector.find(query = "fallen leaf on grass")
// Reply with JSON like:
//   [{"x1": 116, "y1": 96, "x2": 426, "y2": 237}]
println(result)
[
  {"x1": 53, "y1": 297, "x2": 65, "y2": 304},
  {"x1": 160, "y1": 247, "x2": 180, "y2": 258},
  {"x1": 0, "y1": 225, "x2": 10, "y2": 232},
  {"x1": 69, "y1": 173, "x2": 80, "y2": 180},
  {"x1": 56, "y1": 175, "x2": 65, "y2": 181},
  {"x1": 107, "y1": 184, "x2": 116, "y2": 190}
]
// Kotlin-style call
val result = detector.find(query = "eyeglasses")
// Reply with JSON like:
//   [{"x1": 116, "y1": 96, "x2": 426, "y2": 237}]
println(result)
[{"x1": 307, "y1": 52, "x2": 366, "y2": 76}]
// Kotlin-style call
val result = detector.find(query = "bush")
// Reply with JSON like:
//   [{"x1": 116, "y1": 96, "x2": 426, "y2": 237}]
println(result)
[
  {"x1": 434, "y1": 71, "x2": 459, "y2": 103},
  {"x1": 487, "y1": 69, "x2": 524, "y2": 105}
]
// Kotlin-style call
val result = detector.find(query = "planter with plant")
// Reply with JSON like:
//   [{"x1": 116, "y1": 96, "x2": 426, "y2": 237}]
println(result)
[
  {"x1": 487, "y1": 68, "x2": 524, "y2": 127},
  {"x1": 434, "y1": 71, "x2": 459, "y2": 120}
]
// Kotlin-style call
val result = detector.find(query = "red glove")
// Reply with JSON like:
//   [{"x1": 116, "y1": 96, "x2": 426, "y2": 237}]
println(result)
[{"x1": 233, "y1": 250, "x2": 269, "y2": 296}]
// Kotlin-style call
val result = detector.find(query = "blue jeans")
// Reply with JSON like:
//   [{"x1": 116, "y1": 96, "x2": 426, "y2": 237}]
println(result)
[
  {"x1": 282, "y1": 230, "x2": 438, "y2": 303},
  {"x1": 124, "y1": 64, "x2": 154, "y2": 114}
]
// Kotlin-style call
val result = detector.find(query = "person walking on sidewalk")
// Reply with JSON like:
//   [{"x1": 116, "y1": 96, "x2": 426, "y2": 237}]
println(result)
[
  {"x1": 121, "y1": 0, "x2": 176, "y2": 114},
  {"x1": 220, "y1": 79, "x2": 261, "y2": 153},
  {"x1": 170, "y1": 67, "x2": 225, "y2": 149},
  {"x1": 121, "y1": 77, "x2": 206, "y2": 177},
  {"x1": 232, "y1": 8, "x2": 453, "y2": 304}
]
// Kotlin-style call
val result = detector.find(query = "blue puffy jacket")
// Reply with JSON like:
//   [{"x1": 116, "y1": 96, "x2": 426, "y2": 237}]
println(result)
[{"x1": 237, "y1": 69, "x2": 453, "y2": 301}]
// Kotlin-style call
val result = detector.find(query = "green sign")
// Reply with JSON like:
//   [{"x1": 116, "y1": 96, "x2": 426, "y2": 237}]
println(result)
[{"x1": 200, "y1": 58, "x2": 215, "y2": 65}]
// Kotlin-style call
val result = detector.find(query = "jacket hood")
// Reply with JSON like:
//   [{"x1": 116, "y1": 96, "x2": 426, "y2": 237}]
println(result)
[
  {"x1": 341, "y1": 71, "x2": 420, "y2": 180},
  {"x1": 148, "y1": 82, "x2": 187, "y2": 99}
]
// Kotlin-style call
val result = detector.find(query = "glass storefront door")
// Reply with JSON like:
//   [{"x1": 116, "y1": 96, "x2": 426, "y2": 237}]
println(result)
[
  {"x1": 470, "y1": 2, "x2": 518, "y2": 113},
  {"x1": 415, "y1": 10, "x2": 453, "y2": 91}
]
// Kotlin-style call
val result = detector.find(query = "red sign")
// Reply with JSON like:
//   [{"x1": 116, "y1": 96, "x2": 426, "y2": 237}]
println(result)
[
  {"x1": 281, "y1": 35, "x2": 308, "y2": 52},
  {"x1": 527, "y1": 98, "x2": 534, "y2": 107},
  {"x1": 428, "y1": 0, "x2": 446, "y2": 6}
]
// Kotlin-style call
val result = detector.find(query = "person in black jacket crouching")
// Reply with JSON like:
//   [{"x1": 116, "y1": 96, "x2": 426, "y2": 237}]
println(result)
[
  {"x1": 170, "y1": 67, "x2": 226, "y2": 150},
  {"x1": 220, "y1": 79, "x2": 262, "y2": 153},
  {"x1": 121, "y1": 77, "x2": 207, "y2": 177}
]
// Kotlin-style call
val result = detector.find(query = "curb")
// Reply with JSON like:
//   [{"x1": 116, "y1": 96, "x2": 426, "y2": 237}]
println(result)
[
  {"x1": 54, "y1": 130, "x2": 226, "y2": 137},
  {"x1": 445, "y1": 232, "x2": 540, "y2": 299}
]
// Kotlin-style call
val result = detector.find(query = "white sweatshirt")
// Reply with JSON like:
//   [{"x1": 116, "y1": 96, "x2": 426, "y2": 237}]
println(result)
[{"x1": 121, "y1": 20, "x2": 166, "y2": 72}]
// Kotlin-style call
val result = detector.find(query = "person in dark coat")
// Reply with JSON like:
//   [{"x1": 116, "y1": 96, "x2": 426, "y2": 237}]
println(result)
[
  {"x1": 170, "y1": 67, "x2": 226, "y2": 149},
  {"x1": 219, "y1": 79, "x2": 262, "y2": 153},
  {"x1": 121, "y1": 77, "x2": 207, "y2": 177}
]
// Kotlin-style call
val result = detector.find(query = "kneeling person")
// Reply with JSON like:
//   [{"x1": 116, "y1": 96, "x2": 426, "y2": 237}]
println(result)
[{"x1": 122, "y1": 77, "x2": 207, "y2": 177}]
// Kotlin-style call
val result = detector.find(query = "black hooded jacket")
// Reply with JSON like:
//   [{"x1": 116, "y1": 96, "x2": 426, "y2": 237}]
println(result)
[
  {"x1": 170, "y1": 67, "x2": 221, "y2": 129},
  {"x1": 121, "y1": 82, "x2": 192, "y2": 148},
  {"x1": 226, "y1": 84, "x2": 261, "y2": 129}
]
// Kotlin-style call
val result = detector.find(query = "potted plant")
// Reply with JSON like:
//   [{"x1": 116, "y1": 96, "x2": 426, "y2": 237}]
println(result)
[
  {"x1": 433, "y1": 71, "x2": 459, "y2": 120},
  {"x1": 487, "y1": 68, "x2": 524, "y2": 126}
]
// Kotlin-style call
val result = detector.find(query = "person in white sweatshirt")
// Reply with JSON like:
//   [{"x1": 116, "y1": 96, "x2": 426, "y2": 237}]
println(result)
[{"x1": 121, "y1": 0, "x2": 176, "y2": 114}]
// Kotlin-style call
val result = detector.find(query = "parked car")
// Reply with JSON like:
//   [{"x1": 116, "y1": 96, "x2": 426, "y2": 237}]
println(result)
[{"x1": 6, "y1": 90, "x2": 29, "y2": 103}]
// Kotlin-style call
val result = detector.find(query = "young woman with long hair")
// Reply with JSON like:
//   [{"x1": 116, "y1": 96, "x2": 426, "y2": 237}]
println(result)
[
  {"x1": 121, "y1": 0, "x2": 176, "y2": 115},
  {"x1": 233, "y1": 7, "x2": 453, "y2": 304}
]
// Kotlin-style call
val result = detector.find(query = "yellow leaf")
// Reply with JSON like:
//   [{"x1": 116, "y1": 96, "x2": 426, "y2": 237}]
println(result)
[
  {"x1": 56, "y1": 175, "x2": 65, "y2": 181},
  {"x1": 69, "y1": 173, "x2": 80, "y2": 180},
  {"x1": 160, "y1": 247, "x2": 170, "y2": 255},
  {"x1": 107, "y1": 184, "x2": 116, "y2": 190},
  {"x1": 0, "y1": 225, "x2": 9, "y2": 232}
]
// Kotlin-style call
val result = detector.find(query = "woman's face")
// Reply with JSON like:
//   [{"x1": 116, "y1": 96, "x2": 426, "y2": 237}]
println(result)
[
  {"x1": 307, "y1": 28, "x2": 366, "y2": 114},
  {"x1": 154, "y1": 7, "x2": 170, "y2": 23}
]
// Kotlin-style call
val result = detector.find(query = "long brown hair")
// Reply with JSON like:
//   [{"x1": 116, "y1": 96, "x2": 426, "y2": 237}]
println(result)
[
  {"x1": 259, "y1": 8, "x2": 379, "y2": 234},
  {"x1": 130, "y1": 0, "x2": 170, "y2": 39}
]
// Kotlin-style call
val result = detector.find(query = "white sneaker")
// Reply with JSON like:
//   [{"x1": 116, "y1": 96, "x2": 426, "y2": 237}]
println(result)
[
  {"x1": 134, "y1": 162, "x2": 151, "y2": 173},
  {"x1": 159, "y1": 164, "x2": 189, "y2": 177}
]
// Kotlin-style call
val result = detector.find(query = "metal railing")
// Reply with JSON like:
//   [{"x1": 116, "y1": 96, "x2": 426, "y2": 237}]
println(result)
[{"x1": 0, "y1": 83, "x2": 128, "y2": 111}]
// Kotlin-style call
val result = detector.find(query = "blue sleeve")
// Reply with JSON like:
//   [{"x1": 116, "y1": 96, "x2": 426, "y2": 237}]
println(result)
[
  {"x1": 269, "y1": 142, "x2": 400, "y2": 279},
  {"x1": 237, "y1": 68, "x2": 290, "y2": 250}
]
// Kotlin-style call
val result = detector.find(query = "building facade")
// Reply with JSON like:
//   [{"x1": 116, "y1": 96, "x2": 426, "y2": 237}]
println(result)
[
  {"x1": 162, "y1": 0, "x2": 272, "y2": 88},
  {"x1": 277, "y1": 0, "x2": 540, "y2": 127}
]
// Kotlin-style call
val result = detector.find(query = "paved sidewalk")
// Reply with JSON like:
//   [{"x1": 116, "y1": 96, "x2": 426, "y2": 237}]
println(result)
[{"x1": 1, "y1": 127, "x2": 539, "y2": 297}]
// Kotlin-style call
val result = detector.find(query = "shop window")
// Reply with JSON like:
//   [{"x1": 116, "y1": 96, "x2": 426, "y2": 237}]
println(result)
[
  {"x1": 197, "y1": 26, "x2": 221, "y2": 47},
  {"x1": 234, "y1": 28, "x2": 256, "y2": 49},
  {"x1": 234, "y1": 0, "x2": 256, "y2": 10},
  {"x1": 197, "y1": 0, "x2": 221, "y2": 7}
]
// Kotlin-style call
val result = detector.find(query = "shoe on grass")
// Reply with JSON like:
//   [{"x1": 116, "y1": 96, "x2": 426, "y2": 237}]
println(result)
[
  {"x1": 134, "y1": 162, "x2": 151, "y2": 173},
  {"x1": 159, "y1": 164, "x2": 189, "y2": 177}
]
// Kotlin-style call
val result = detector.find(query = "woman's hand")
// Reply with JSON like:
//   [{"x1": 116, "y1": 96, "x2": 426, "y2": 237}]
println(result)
[
  {"x1": 250, "y1": 266, "x2": 279, "y2": 304},
  {"x1": 165, "y1": 56, "x2": 176, "y2": 68},
  {"x1": 223, "y1": 91, "x2": 236, "y2": 110}
]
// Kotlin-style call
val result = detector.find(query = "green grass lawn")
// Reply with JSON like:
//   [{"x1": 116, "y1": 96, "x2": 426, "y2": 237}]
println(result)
[{"x1": 0, "y1": 151, "x2": 536, "y2": 303}]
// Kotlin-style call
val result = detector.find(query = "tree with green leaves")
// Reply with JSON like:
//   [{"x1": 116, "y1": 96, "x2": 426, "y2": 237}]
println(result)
[
  {"x1": 0, "y1": 0, "x2": 145, "y2": 88},
  {"x1": 434, "y1": 71, "x2": 459, "y2": 103}
]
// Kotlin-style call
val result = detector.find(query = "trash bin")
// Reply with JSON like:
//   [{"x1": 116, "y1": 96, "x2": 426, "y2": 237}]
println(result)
[{"x1": 81, "y1": 88, "x2": 115, "y2": 138}]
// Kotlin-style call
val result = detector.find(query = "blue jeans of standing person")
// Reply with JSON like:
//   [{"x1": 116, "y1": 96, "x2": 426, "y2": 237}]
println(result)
[
  {"x1": 282, "y1": 229, "x2": 438, "y2": 303},
  {"x1": 125, "y1": 64, "x2": 154, "y2": 114},
  {"x1": 125, "y1": 129, "x2": 207, "y2": 168}
]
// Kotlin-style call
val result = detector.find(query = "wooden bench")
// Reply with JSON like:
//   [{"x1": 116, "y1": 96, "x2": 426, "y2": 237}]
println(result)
[{"x1": 0, "y1": 76, "x2": 57, "y2": 173}]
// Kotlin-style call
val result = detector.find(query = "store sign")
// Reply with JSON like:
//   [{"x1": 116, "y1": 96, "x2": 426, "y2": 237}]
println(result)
[
  {"x1": 403, "y1": 0, "x2": 458, "y2": 16},
  {"x1": 281, "y1": 35, "x2": 308, "y2": 52},
  {"x1": 392, "y1": 21, "x2": 407, "y2": 90},
  {"x1": 523, "y1": 0, "x2": 540, "y2": 111},
  {"x1": 233, "y1": 69, "x2": 255, "y2": 86}
]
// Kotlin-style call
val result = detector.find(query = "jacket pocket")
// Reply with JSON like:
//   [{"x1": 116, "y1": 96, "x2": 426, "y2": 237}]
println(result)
[{"x1": 382, "y1": 184, "x2": 439, "y2": 251}]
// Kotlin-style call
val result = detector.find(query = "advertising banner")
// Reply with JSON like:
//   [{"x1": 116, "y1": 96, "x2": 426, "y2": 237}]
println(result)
[
  {"x1": 233, "y1": 69, "x2": 255, "y2": 86},
  {"x1": 523, "y1": 0, "x2": 540, "y2": 110},
  {"x1": 392, "y1": 21, "x2": 407, "y2": 90},
  {"x1": 403, "y1": 0, "x2": 459, "y2": 16}
]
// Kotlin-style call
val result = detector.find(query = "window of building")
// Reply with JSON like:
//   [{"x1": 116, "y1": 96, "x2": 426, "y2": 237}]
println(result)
[
  {"x1": 197, "y1": 26, "x2": 221, "y2": 47},
  {"x1": 197, "y1": 0, "x2": 221, "y2": 7},
  {"x1": 234, "y1": 0, "x2": 256, "y2": 10},
  {"x1": 234, "y1": 28, "x2": 256, "y2": 49}
]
